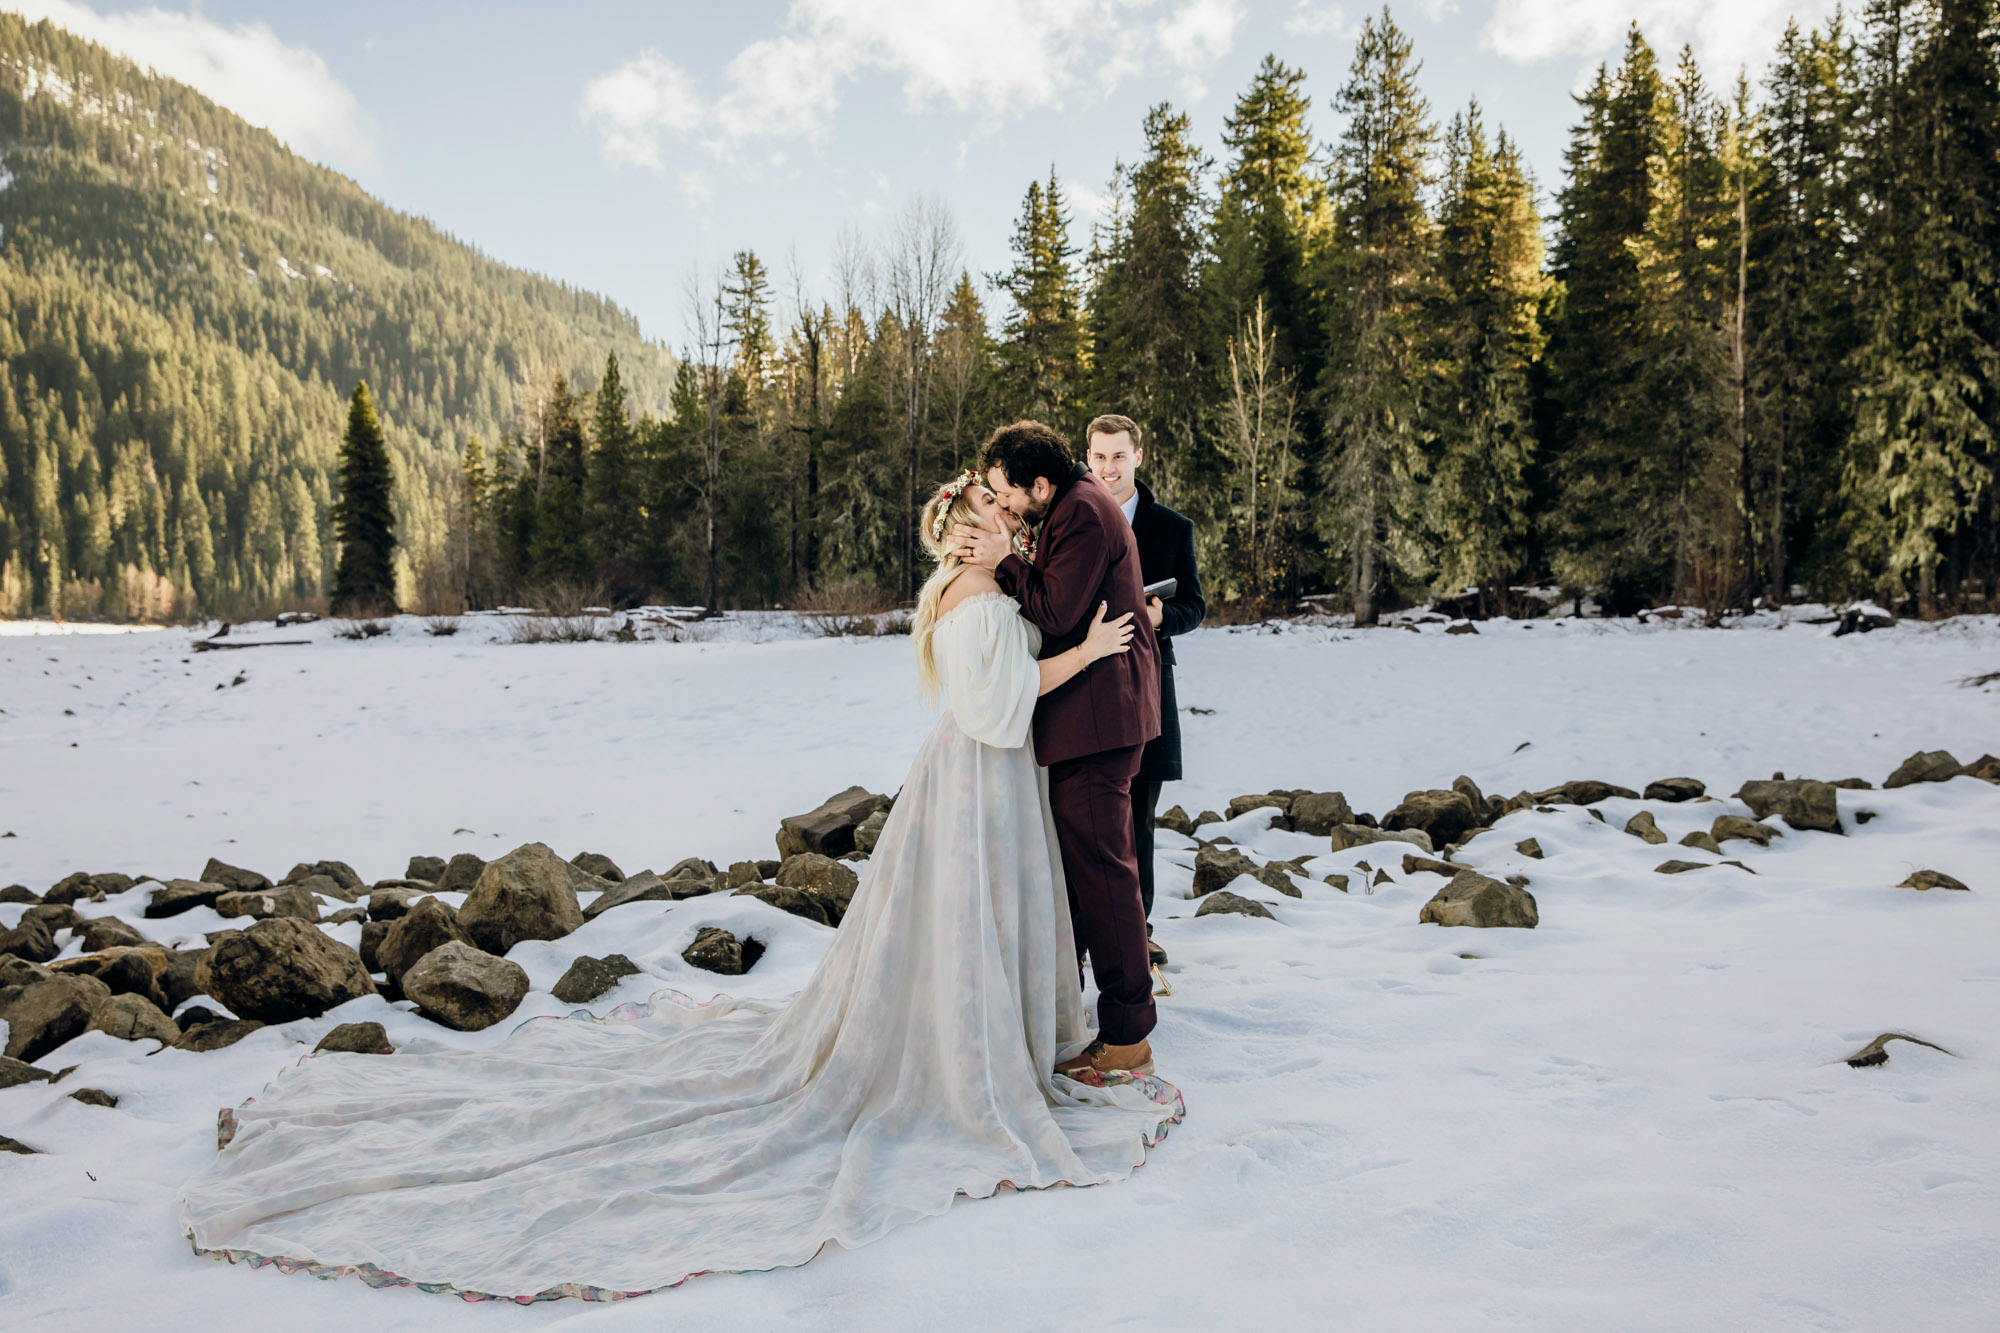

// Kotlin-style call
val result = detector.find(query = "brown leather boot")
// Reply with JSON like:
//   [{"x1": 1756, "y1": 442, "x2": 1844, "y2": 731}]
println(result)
[{"x1": 1055, "y1": 1037, "x2": 1155, "y2": 1080}]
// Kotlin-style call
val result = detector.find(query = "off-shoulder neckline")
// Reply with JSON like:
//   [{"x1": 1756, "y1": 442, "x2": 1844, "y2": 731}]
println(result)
[{"x1": 935, "y1": 589, "x2": 1016, "y2": 628}]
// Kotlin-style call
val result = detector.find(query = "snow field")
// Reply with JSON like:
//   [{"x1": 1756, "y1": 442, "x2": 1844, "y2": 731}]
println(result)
[{"x1": 0, "y1": 611, "x2": 1997, "y2": 1330}]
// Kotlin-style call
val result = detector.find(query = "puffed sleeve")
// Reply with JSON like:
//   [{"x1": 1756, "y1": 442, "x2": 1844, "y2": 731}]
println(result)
[{"x1": 931, "y1": 594, "x2": 1040, "y2": 749}]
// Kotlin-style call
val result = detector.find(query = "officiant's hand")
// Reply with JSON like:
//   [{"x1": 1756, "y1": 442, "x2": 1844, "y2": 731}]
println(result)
[{"x1": 951, "y1": 522, "x2": 1012, "y2": 570}]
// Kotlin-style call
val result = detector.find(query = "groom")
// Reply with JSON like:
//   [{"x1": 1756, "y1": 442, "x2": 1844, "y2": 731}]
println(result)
[{"x1": 953, "y1": 420, "x2": 1162, "y2": 1078}]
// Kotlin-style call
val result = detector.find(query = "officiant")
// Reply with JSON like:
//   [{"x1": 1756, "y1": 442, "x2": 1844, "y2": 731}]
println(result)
[{"x1": 1084, "y1": 414, "x2": 1205, "y2": 969}]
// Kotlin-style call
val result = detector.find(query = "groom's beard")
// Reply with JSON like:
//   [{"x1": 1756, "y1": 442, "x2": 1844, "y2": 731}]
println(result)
[{"x1": 1018, "y1": 494, "x2": 1051, "y2": 527}]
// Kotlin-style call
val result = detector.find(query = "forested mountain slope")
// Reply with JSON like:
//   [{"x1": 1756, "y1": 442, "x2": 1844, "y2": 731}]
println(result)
[{"x1": 0, "y1": 15, "x2": 673, "y2": 618}]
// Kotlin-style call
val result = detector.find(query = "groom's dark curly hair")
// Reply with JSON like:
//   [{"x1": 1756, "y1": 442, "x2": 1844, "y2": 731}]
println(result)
[{"x1": 981, "y1": 420, "x2": 1074, "y2": 491}]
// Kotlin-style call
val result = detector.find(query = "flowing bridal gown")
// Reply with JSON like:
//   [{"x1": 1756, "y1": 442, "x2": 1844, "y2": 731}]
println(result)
[{"x1": 176, "y1": 590, "x2": 1183, "y2": 1303}]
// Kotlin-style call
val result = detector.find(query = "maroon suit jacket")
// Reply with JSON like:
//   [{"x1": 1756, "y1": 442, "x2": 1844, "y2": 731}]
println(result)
[{"x1": 995, "y1": 466, "x2": 1162, "y2": 767}]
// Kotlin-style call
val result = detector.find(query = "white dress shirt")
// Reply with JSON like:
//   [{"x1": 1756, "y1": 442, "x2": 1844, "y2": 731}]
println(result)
[{"x1": 1119, "y1": 489, "x2": 1139, "y2": 528}]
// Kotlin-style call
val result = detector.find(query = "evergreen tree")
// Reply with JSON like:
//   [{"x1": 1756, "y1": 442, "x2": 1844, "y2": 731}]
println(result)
[
  {"x1": 1842, "y1": 0, "x2": 2000, "y2": 611},
  {"x1": 586, "y1": 353, "x2": 644, "y2": 600},
  {"x1": 724, "y1": 251, "x2": 775, "y2": 384},
  {"x1": 935, "y1": 272, "x2": 996, "y2": 463},
  {"x1": 1429, "y1": 105, "x2": 1548, "y2": 612},
  {"x1": 995, "y1": 170, "x2": 1087, "y2": 424},
  {"x1": 331, "y1": 381, "x2": 397, "y2": 613},
  {"x1": 1319, "y1": 9, "x2": 1438, "y2": 623},
  {"x1": 1090, "y1": 103, "x2": 1215, "y2": 500},
  {"x1": 527, "y1": 376, "x2": 592, "y2": 589}
]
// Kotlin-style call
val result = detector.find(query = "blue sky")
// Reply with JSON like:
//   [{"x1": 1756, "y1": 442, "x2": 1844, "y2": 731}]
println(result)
[{"x1": 17, "y1": 1, "x2": 1840, "y2": 348}]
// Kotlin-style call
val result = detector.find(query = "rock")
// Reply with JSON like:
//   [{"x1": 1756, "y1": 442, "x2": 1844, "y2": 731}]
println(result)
[
  {"x1": 1624, "y1": 811, "x2": 1668, "y2": 845},
  {"x1": 0, "y1": 1055, "x2": 53, "y2": 1089},
  {"x1": 1711, "y1": 814, "x2": 1780, "y2": 847},
  {"x1": 376, "y1": 897, "x2": 473, "y2": 986},
  {"x1": 435, "y1": 852, "x2": 488, "y2": 895},
  {"x1": 359, "y1": 920, "x2": 390, "y2": 973},
  {"x1": 76, "y1": 916, "x2": 147, "y2": 952},
  {"x1": 1418, "y1": 871, "x2": 1539, "y2": 928},
  {"x1": 1844, "y1": 1032, "x2": 1951, "y2": 1067},
  {"x1": 584, "y1": 871, "x2": 698, "y2": 919},
  {"x1": 1654, "y1": 859, "x2": 1713, "y2": 874},
  {"x1": 41, "y1": 872, "x2": 97, "y2": 905},
  {"x1": 1323, "y1": 873, "x2": 1350, "y2": 892},
  {"x1": 24, "y1": 902, "x2": 79, "y2": 932},
  {"x1": 664, "y1": 857, "x2": 720, "y2": 883},
  {"x1": 174, "y1": 1018, "x2": 263, "y2": 1052},
  {"x1": 756, "y1": 859, "x2": 782, "y2": 879},
  {"x1": 195, "y1": 918, "x2": 375, "y2": 1024},
  {"x1": 1287, "y1": 791, "x2": 1356, "y2": 837},
  {"x1": 1252, "y1": 863, "x2": 1305, "y2": 898},
  {"x1": 69, "y1": 1087, "x2": 118, "y2": 1108},
  {"x1": 0, "y1": 973, "x2": 112, "y2": 1061},
  {"x1": 1966, "y1": 754, "x2": 2000, "y2": 783},
  {"x1": 0, "y1": 914, "x2": 58, "y2": 964},
  {"x1": 721, "y1": 861, "x2": 764, "y2": 890},
  {"x1": 201, "y1": 858, "x2": 271, "y2": 894},
  {"x1": 1515, "y1": 838, "x2": 1544, "y2": 859},
  {"x1": 159, "y1": 948, "x2": 206, "y2": 1009},
  {"x1": 372, "y1": 877, "x2": 437, "y2": 893},
  {"x1": 315, "y1": 1021, "x2": 393, "y2": 1054},
  {"x1": 1372, "y1": 868, "x2": 1394, "y2": 888},
  {"x1": 570, "y1": 851, "x2": 626, "y2": 882},
  {"x1": 56, "y1": 946, "x2": 171, "y2": 1011},
  {"x1": 87, "y1": 992, "x2": 180, "y2": 1044},
  {"x1": 401, "y1": 941, "x2": 529, "y2": 1031},
  {"x1": 1534, "y1": 780, "x2": 1640, "y2": 806},
  {"x1": 1643, "y1": 777, "x2": 1706, "y2": 802},
  {"x1": 1329, "y1": 824, "x2": 1434, "y2": 854},
  {"x1": 775, "y1": 854, "x2": 861, "y2": 924},
  {"x1": 1225, "y1": 794, "x2": 1292, "y2": 829},
  {"x1": 1195, "y1": 891, "x2": 1276, "y2": 921},
  {"x1": 281, "y1": 860, "x2": 364, "y2": 894},
  {"x1": 1735, "y1": 779, "x2": 1843, "y2": 834},
  {"x1": 1401, "y1": 853, "x2": 1460, "y2": 877},
  {"x1": 174, "y1": 1004, "x2": 224, "y2": 1032},
  {"x1": 0, "y1": 884, "x2": 36, "y2": 904},
  {"x1": 682, "y1": 927, "x2": 765, "y2": 975},
  {"x1": 1898, "y1": 869, "x2": 1970, "y2": 892},
  {"x1": 1193, "y1": 810, "x2": 1223, "y2": 829},
  {"x1": 1884, "y1": 750, "x2": 1965, "y2": 788},
  {"x1": 143, "y1": 879, "x2": 226, "y2": 919},
  {"x1": 1155, "y1": 805, "x2": 1195, "y2": 837},
  {"x1": 0, "y1": 956, "x2": 49, "y2": 989},
  {"x1": 0, "y1": 1134, "x2": 39, "y2": 1153},
  {"x1": 552, "y1": 954, "x2": 643, "y2": 1004},
  {"x1": 1445, "y1": 621, "x2": 1478, "y2": 635},
  {"x1": 1680, "y1": 830, "x2": 1724, "y2": 854},
  {"x1": 89, "y1": 872, "x2": 137, "y2": 898},
  {"x1": 849, "y1": 809, "x2": 890, "y2": 857},
  {"x1": 457, "y1": 843, "x2": 586, "y2": 955},
  {"x1": 324, "y1": 906, "x2": 367, "y2": 926},
  {"x1": 1192, "y1": 844, "x2": 1261, "y2": 896},
  {"x1": 777, "y1": 786, "x2": 887, "y2": 859},
  {"x1": 1832, "y1": 605, "x2": 1897, "y2": 636},
  {"x1": 733, "y1": 884, "x2": 831, "y2": 926},
  {"x1": 366, "y1": 886, "x2": 422, "y2": 921},
  {"x1": 406, "y1": 855, "x2": 449, "y2": 882},
  {"x1": 213, "y1": 884, "x2": 322, "y2": 922}
]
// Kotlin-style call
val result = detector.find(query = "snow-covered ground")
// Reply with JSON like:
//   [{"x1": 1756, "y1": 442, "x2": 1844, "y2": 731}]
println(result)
[{"x1": 2, "y1": 610, "x2": 1998, "y2": 1331}]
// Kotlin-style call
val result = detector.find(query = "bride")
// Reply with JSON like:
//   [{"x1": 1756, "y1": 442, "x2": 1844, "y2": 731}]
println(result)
[{"x1": 176, "y1": 469, "x2": 1185, "y2": 1304}]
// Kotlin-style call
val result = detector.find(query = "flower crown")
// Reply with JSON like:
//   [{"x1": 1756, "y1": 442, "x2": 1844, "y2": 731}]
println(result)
[{"x1": 929, "y1": 468, "x2": 983, "y2": 544}]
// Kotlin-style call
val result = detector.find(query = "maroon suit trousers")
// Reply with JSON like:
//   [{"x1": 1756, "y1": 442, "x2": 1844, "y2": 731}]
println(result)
[{"x1": 1047, "y1": 741, "x2": 1156, "y2": 1046}]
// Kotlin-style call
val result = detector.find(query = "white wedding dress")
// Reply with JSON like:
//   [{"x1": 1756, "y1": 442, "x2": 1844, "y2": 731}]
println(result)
[{"x1": 176, "y1": 591, "x2": 1182, "y2": 1303}]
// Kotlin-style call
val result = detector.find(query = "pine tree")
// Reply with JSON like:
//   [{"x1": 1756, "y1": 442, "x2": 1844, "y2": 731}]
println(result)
[
  {"x1": 1212, "y1": 55, "x2": 1329, "y2": 376},
  {"x1": 935, "y1": 272, "x2": 995, "y2": 463},
  {"x1": 528, "y1": 376, "x2": 592, "y2": 590},
  {"x1": 330, "y1": 381, "x2": 397, "y2": 613},
  {"x1": 724, "y1": 251, "x2": 774, "y2": 384},
  {"x1": 1842, "y1": 0, "x2": 2000, "y2": 611},
  {"x1": 1090, "y1": 103, "x2": 1215, "y2": 499},
  {"x1": 996, "y1": 170, "x2": 1087, "y2": 424},
  {"x1": 586, "y1": 353, "x2": 643, "y2": 600},
  {"x1": 1319, "y1": 9, "x2": 1438, "y2": 623},
  {"x1": 1430, "y1": 104, "x2": 1548, "y2": 612}
]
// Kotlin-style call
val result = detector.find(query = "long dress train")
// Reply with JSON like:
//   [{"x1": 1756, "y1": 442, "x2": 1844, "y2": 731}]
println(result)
[{"x1": 176, "y1": 591, "x2": 1182, "y2": 1302}]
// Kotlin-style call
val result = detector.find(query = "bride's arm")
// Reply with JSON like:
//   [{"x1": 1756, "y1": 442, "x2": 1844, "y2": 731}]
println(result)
[{"x1": 1038, "y1": 602, "x2": 1134, "y2": 696}]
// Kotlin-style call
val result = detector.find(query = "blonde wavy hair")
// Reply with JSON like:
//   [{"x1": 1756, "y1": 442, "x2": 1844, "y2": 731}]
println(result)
[{"x1": 910, "y1": 472, "x2": 1028, "y2": 701}]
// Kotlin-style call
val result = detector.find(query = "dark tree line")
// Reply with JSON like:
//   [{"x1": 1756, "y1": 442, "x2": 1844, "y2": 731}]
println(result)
[{"x1": 9, "y1": 6, "x2": 2000, "y2": 622}]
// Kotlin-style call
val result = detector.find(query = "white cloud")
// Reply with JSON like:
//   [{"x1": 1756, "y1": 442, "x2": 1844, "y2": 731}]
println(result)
[
  {"x1": 1284, "y1": 2, "x2": 1357, "y2": 38},
  {"x1": 582, "y1": 0, "x2": 1246, "y2": 171},
  {"x1": 1483, "y1": 0, "x2": 1842, "y2": 78},
  {"x1": 12, "y1": 0, "x2": 373, "y2": 170}
]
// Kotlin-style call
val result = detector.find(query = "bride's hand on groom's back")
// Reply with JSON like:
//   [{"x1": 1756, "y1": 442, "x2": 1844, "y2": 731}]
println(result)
[{"x1": 1082, "y1": 602, "x2": 1135, "y2": 663}]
